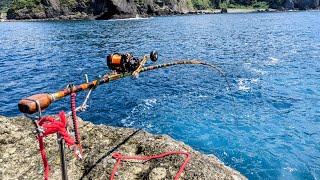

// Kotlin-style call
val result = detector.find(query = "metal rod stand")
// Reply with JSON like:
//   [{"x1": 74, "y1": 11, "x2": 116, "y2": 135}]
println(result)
[
  {"x1": 23, "y1": 96, "x2": 69, "y2": 180},
  {"x1": 57, "y1": 133, "x2": 68, "y2": 180}
]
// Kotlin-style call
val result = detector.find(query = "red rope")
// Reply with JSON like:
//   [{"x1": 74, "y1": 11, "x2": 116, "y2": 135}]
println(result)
[
  {"x1": 37, "y1": 111, "x2": 75, "y2": 180},
  {"x1": 70, "y1": 93, "x2": 83, "y2": 159},
  {"x1": 110, "y1": 151, "x2": 191, "y2": 180}
]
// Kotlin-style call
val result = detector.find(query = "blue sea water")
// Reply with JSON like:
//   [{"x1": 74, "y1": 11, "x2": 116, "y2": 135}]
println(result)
[{"x1": 0, "y1": 11, "x2": 320, "y2": 179}]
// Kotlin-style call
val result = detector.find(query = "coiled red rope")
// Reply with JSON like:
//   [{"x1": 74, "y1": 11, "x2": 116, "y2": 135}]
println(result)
[
  {"x1": 110, "y1": 151, "x2": 191, "y2": 180},
  {"x1": 37, "y1": 111, "x2": 74, "y2": 180}
]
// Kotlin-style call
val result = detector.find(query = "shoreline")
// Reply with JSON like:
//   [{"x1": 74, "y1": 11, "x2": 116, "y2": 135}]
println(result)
[
  {"x1": 0, "y1": 8, "x2": 289, "y2": 22},
  {"x1": 2, "y1": 8, "x2": 319, "y2": 22}
]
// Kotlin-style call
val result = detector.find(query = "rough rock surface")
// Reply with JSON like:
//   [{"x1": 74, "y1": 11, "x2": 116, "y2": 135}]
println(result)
[
  {"x1": 292, "y1": 0, "x2": 320, "y2": 9},
  {"x1": 6, "y1": 0, "x2": 196, "y2": 20},
  {"x1": 4, "y1": 0, "x2": 320, "y2": 20},
  {"x1": 0, "y1": 115, "x2": 247, "y2": 180},
  {"x1": 271, "y1": 0, "x2": 320, "y2": 10}
]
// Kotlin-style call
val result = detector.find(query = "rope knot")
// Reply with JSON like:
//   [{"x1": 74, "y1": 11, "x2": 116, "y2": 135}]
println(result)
[
  {"x1": 37, "y1": 111, "x2": 75, "y2": 180},
  {"x1": 38, "y1": 111, "x2": 75, "y2": 146}
]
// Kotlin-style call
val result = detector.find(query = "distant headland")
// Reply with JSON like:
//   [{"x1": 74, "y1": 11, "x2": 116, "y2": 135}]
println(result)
[{"x1": 0, "y1": 0, "x2": 319, "y2": 21}]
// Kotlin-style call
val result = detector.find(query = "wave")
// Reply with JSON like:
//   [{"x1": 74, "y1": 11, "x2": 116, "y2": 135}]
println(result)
[{"x1": 108, "y1": 15, "x2": 152, "y2": 21}]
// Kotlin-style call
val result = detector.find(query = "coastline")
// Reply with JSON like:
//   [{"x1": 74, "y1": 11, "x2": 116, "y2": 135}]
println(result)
[
  {"x1": 0, "y1": 8, "x2": 278, "y2": 22},
  {"x1": 0, "y1": 115, "x2": 247, "y2": 179}
]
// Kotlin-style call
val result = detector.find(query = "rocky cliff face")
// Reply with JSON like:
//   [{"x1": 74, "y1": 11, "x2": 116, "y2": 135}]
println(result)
[
  {"x1": 272, "y1": 0, "x2": 320, "y2": 10},
  {"x1": 4, "y1": 0, "x2": 320, "y2": 20},
  {"x1": 6, "y1": 0, "x2": 195, "y2": 20},
  {"x1": 293, "y1": 0, "x2": 319, "y2": 9},
  {"x1": 0, "y1": 116, "x2": 247, "y2": 179}
]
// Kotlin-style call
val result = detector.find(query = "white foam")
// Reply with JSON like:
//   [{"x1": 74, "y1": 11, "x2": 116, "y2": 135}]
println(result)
[
  {"x1": 283, "y1": 167, "x2": 297, "y2": 172},
  {"x1": 108, "y1": 15, "x2": 152, "y2": 21},
  {"x1": 120, "y1": 98, "x2": 157, "y2": 127},
  {"x1": 143, "y1": 98, "x2": 157, "y2": 107},
  {"x1": 237, "y1": 78, "x2": 260, "y2": 92},
  {"x1": 266, "y1": 57, "x2": 279, "y2": 65},
  {"x1": 237, "y1": 78, "x2": 251, "y2": 92}
]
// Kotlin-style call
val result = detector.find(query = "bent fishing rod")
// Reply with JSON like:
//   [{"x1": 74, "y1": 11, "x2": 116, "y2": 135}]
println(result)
[
  {"x1": 17, "y1": 51, "x2": 231, "y2": 180},
  {"x1": 18, "y1": 51, "x2": 227, "y2": 115}
]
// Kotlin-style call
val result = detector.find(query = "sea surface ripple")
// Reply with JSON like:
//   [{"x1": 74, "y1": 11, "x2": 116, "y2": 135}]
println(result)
[{"x1": 0, "y1": 11, "x2": 319, "y2": 179}]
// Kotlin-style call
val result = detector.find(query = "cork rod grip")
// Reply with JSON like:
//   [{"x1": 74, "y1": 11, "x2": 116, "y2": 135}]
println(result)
[{"x1": 18, "y1": 94, "x2": 53, "y2": 114}]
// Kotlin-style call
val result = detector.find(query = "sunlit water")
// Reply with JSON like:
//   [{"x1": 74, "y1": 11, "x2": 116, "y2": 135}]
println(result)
[{"x1": 1, "y1": 11, "x2": 320, "y2": 179}]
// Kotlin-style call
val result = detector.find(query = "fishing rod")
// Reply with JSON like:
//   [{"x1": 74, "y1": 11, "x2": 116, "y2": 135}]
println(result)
[
  {"x1": 18, "y1": 51, "x2": 228, "y2": 115},
  {"x1": 17, "y1": 51, "x2": 230, "y2": 180}
]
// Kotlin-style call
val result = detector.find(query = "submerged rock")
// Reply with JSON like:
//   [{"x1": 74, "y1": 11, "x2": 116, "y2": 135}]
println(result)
[{"x1": 0, "y1": 115, "x2": 246, "y2": 179}]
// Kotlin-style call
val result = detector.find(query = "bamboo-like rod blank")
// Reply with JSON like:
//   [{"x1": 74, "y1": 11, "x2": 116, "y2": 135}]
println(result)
[{"x1": 18, "y1": 60, "x2": 224, "y2": 114}]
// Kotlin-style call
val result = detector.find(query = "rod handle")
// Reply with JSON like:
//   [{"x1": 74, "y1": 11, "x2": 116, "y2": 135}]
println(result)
[{"x1": 18, "y1": 94, "x2": 53, "y2": 114}]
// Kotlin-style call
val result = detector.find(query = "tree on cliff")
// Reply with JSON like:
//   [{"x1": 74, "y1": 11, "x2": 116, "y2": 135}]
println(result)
[
  {"x1": 213, "y1": 0, "x2": 221, "y2": 8},
  {"x1": 0, "y1": 0, "x2": 13, "y2": 12},
  {"x1": 268, "y1": 0, "x2": 285, "y2": 9}
]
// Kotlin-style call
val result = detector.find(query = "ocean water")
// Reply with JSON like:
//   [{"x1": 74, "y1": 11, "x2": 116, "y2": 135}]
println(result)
[{"x1": 0, "y1": 11, "x2": 320, "y2": 179}]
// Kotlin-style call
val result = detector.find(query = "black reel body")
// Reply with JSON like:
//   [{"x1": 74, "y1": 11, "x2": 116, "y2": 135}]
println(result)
[{"x1": 107, "y1": 53, "x2": 141, "y2": 73}]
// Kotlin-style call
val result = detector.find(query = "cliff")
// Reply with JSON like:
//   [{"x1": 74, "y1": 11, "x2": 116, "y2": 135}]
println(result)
[
  {"x1": 5, "y1": 0, "x2": 196, "y2": 20},
  {"x1": 0, "y1": 115, "x2": 247, "y2": 179},
  {"x1": 2, "y1": 0, "x2": 320, "y2": 20},
  {"x1": 270, "y1": 0, "x2": 320, "y2": 10}
]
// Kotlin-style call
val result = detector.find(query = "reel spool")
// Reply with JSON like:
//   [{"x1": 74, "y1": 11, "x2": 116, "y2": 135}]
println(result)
[{"x1": 106, "y1": 53, "x2": 141, "y2": 73}]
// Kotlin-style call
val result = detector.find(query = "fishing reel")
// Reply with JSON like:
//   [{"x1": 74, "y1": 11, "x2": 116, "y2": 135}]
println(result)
[
  {"x1": 106, "y1": 51, "x2": 158, "y2": 73},
  {"x1": 150, "y1": 51, "x2": 158, "y2": 62},
  {"x1": 106, "y1": 53, "x2": 139, "y2": 73}
]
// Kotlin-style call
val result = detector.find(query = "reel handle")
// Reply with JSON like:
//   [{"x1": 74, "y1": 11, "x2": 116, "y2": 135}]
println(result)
[
  {"x1": 18, "y1": 94, "x2": 53, "y2": 114},
  {"x1": 150, "y1": 51, "x2": 158, "y2": 62}
]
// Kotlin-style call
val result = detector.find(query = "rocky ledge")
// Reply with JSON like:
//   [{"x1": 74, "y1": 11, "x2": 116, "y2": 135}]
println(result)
[{"x1": 0, "y1": 115, "x2": 246, "y2": 179}]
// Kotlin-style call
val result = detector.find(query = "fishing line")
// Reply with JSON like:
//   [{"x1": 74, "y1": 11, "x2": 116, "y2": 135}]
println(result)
[
  {"x1": 140, "y1": 59, "x2": 238, "y2": 117},
  {"x1": 18, "y1": 51, "x2": 240, "y2": 180},
  {"x1": 19, "y1": 51, "x2": 238, "y2": 117}
]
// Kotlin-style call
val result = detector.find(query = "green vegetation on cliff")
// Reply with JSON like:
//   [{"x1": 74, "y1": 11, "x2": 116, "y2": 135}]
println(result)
[
  {"x1": 212, "y1": 0, "x2": 269, "y2": 9},
  {"x1": 220, "y1": 1, "x2": 269, "y2": 9},
  {"x1": 0, "y1": 0, "x2": 13, "y2": 12},
  {"x1": 192, "y1": 0, "x2": 212, "y2": 9},
  {"x1": 10, "y1": 0, "x2": 40, "y2": 10}
]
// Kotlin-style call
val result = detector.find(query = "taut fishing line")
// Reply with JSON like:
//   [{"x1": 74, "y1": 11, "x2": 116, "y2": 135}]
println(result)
[
  {"x1": 139, "y1": 55, "x2": 238, "y2": 117},
  {"x1": 17, "y1": 51, "x2": 238, "y2": 180},
  {"x1": 19, "y1": 51, "x2": 237, "y2": 116}
]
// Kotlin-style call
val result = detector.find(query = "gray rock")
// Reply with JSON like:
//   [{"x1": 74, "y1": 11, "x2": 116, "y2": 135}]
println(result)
[
  {"x1": 293, "y1": 0, "x2": 319, "y2": 9},
  {"x1": 0, "y1": 115, "x2": 247, "y2": 179},
  {"x1": 284, "y1": 0, "x2": 294, "y2": 9},
  {"x1": 149, "y1": 167, "x2": 167, "y2": 179},
  {"x1": 6, "y1": 0, "x2": 197, "y2": 20}
]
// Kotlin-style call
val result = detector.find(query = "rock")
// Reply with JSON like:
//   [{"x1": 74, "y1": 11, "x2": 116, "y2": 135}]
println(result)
[
  {"x1": 284, "y1": 0, "x2": 294, "y2": 9},
  {"x1": 95, "y1": 0, "x2": 138, "y2": 19},
  {"x1": 0, "y1": 115, "x2": 247, "y2": 179},
  {"x1": 272, "y1": 0, "x2": 320, "y2": 10},
  {"x1": 6, "y1": 0, "x2": 197, "y2": 20},
  {"x1": 149, "y1": 167, "x2": 167, "y2": 179},
  {"x1": 4, "y1": 0, "x2": 320, "y2": 20},
  {"x1": 293, "y1": 0, "x2": 320, "y2": 9},
  {"x1": 221, "y1": 8, "x2": 227, "y2": 13}
]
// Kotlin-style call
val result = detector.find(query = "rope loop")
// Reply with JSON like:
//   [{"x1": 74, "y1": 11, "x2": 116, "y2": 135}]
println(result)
[
  {"x1": 110, "y1": 151, "x2": 191, "y2": 180},
  {"x1": 37, "y1": 111, "x2": 75, "y2": 180}
]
